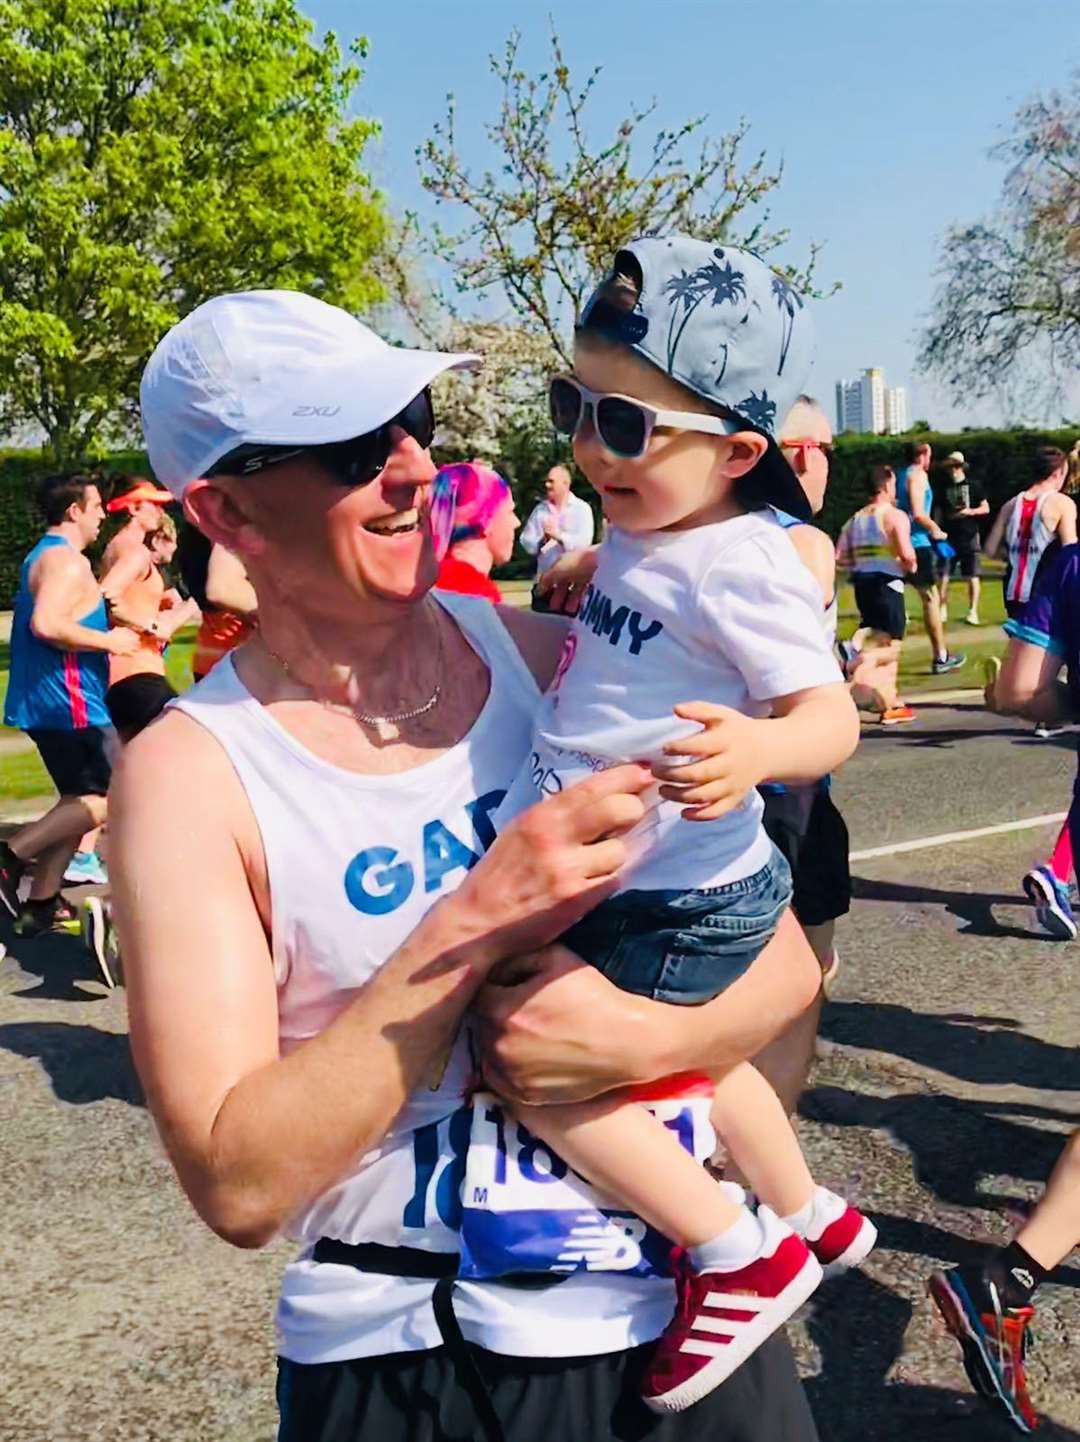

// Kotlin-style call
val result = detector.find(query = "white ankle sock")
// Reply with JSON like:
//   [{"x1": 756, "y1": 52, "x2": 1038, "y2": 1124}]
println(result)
[
  {"x1": 779, "y1": 1195, "x2": 816, "y2": 1237},
  {"x1": 688, "y1": 1209, "x2": 765, "y2": 1272}
]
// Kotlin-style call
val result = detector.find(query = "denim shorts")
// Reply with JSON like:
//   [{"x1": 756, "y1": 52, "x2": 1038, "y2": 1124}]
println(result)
[{"x1": 559, "y1": 846, "x2": 793, "y2": 1005}]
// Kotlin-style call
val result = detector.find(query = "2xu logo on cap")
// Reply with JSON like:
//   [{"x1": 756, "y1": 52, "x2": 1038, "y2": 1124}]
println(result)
[{"x1": 293, "y1": 405, "x2": 341, "y2": 417}]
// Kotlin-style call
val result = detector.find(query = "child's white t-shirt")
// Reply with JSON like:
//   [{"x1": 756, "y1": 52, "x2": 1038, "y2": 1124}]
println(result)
[{"x1": 498, "y1": 510, "x2": 843, "y2": 892}]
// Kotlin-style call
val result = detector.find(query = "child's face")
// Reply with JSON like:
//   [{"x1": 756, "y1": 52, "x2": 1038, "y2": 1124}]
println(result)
[{"x1": 570, "y1": 340, "x2": 761, "y2": 533}]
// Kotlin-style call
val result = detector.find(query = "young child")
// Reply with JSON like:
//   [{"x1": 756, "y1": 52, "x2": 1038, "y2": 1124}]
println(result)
[{"x1": 487, "y1": 237, "x2": 873, "y2": 1414}]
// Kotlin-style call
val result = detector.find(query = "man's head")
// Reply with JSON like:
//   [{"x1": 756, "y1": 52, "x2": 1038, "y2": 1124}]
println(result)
[
  {"x1": 780, "y1": 395, "x2": 832, "y2": 517},
  {"x1": 37, "y1": 474, "x2": 105, "y2": 548},
  {"x1": 904, "y1": 440, "x2": 932, "y2": 469},
  {"x1": 543, "y1": 465, "x2": 572, "y2": 505},
  {"x1": 140, "y1": 290, "x2": 480, "y2": 613},
  {"x1": 868, "y1": 464, "x2": 896, "y2": 502},
  {"x1": 147, "y1": 512, "x2": 178, "y2": 566},
  {"x1": 1032, "y1": 446, "x2": 1068, "y2": 490}
]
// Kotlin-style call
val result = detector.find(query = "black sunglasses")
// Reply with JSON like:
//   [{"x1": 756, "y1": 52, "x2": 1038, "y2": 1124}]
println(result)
[{"x1": 207, "y1": 388, "x2": 436, "y2": 487}]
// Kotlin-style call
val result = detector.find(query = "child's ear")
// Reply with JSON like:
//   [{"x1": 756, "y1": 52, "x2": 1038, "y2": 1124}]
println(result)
[{"x1": 722, "y1": 431, "x2": 769, "y2": 479}]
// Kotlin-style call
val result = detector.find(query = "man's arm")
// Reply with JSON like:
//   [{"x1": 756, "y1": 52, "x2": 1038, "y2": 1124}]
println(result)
[
  {"x1": 908, "y1": 472, "x2": 947, "y2": 541},
  {"x1": 518, "y1": 502, "x2": 547, "y2": 557},
  {"x1": 115, "y1": 709, "x2": 650, "y2": 1248},
  {"x1": 205, "y1": 545, "x2": 258, "y2": 615},
  {"x1": 788, "y1": 526, "x2": 835, "y2": 605},
  {"x1": 30, "y1": 550, "x2": 137, "y2": 654},
  {"x1": 984, "y1": 498, "x2": 1012, "y2": 559}
]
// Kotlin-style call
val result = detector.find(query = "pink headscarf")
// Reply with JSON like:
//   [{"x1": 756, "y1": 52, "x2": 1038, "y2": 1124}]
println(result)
[{"x1": 433, "y1": 462, "x2": 511, "y2": 549}]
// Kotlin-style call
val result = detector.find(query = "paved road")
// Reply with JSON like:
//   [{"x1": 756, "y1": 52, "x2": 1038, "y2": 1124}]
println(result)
[{"x1": 2, "y1": 703, "x2": 1080, "y2": 1440}]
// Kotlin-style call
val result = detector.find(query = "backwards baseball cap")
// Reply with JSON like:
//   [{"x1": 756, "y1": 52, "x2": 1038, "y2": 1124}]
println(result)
[
  {"x1": 139, "y1": 290, "x2": 479, "y2": 498},
  {"x1": 106, "y1": 478, "x2": 174, "y2": 512},
  {"x1": 946, "y1": 451, "x2": 967, "y2": 465},
  {"x1": 580, "y1": 236, "x2": 816, "y2": 519}
]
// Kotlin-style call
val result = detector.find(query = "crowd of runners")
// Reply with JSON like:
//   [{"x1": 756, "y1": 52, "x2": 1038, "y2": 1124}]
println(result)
[{"x1": 1, "y1": 239, "x2": 1079, "y2": 1439}]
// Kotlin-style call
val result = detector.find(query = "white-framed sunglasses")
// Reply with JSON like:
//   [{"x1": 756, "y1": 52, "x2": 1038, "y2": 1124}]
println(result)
[{"x1": 549, "y1": 375, "x2": 739, "y2": 459}]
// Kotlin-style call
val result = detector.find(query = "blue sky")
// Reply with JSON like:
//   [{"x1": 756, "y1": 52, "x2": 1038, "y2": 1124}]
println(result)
[{"x1": 307, "y1": 0, "x2": 1078, "y2": 430}]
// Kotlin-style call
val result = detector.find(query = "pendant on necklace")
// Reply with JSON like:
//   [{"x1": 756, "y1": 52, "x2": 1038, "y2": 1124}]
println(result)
[{"x1": 371, "y1": 717, "x2": 399, "y2": 742}]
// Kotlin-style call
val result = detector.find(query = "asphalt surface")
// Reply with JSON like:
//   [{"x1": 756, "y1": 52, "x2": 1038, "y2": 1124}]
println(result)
[{"x1": 3, "y1": 699, "x2": 1080, "y2": 1440}]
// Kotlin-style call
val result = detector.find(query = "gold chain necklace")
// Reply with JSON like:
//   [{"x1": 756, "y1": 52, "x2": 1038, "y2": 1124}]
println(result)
[{"x1": 263, "y1": 614, "x2": 445, "y2": 737}]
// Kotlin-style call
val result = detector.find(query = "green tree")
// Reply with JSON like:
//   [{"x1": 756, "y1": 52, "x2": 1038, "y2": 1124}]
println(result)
[
  {"x1": 0, "y1": 0, "x2": 388, "y2": 462},
  {"x1": 394, "y1": 24, "x2": 832, "y2": 451},
  {"x1": 909, "y1": 419, "x2": 932, "y2": 433},
  {"x1": 920, "y1": 77, "x2": 1079, "y2": 408}
]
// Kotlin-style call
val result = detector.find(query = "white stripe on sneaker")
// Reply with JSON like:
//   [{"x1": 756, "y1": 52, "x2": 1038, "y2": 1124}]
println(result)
[
  {"x1": 692, "y1": 1316, "x2": 740, "y2": 1336},
  {"x1": 680, "y1": 1338, "x2": 732, "y2": 1357},
  {"x1": 702, "y1": 1291, "x2": 772, "y2": 1311}
]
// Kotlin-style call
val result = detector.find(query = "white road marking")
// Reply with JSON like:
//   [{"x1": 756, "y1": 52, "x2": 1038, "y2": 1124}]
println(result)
[{"x1": 850, "y1": 812, "x2": 1068, "y2": 863}]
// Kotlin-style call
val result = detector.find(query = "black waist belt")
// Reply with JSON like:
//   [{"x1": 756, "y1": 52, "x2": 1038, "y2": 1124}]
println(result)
[{"x1": 311, "y1": 1240, "x2": 505, "y2": 1441}]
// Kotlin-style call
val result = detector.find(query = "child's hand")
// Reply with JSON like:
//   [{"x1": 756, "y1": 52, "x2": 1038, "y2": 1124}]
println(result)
[{"x1": 651, "y1": 702, "x2": 766, "y2": 822}]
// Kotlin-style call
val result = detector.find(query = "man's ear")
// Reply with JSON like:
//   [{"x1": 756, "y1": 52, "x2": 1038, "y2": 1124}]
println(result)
[
  {"x1": 722, "y1": 431, "x2": 770, "y2": 479},
  {"x1": 183, "y1": 479, "x2": 265, "y2": 557}
]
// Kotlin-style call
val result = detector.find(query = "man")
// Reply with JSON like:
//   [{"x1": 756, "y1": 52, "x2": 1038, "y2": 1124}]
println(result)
[
  {"x1": 100, "y1": 475, "x2": 174, "y2": 574},
  {"x1": 938, "y1": 451, "x2": 988, "y2": 624},
  {"x1": 0, "y1": 475, "x2": 138, "y2": 942},
  {"x1": 835, "y1": 465, "x2": 918, "y2": 724},
  {"x1": 519, "y1": 464, "x2": 595, "y2": 610},
  {"x1": 754, "y1": 396, "x2": 853, "y2": 1113},
  {"x1": 119, "y1": 288, "x2": 821, "y2": 1442},
  {"x1": 931, "y1": 544, "x2": 1080, "y2": 1433},
  {"x1": 895, "y1": 440, "x2": 965, "y2": 674}
]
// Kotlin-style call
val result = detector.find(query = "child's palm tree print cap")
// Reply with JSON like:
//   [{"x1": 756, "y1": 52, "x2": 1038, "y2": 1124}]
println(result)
[{"x1": 582, "y1": 235, "x2": 816, "y2": 519}]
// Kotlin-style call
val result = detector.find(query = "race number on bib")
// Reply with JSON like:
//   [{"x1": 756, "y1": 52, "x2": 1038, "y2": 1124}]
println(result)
[{"x1": 456, "y1": 1091, "x2": 716, "y2": 1281}]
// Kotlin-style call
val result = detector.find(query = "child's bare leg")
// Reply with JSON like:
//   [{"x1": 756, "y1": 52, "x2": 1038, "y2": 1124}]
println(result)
[
  {"x1": 513, "y1": 1091, "x2": 747, "y2": 1248},
  {"x1": 711, "y1": 1061, "x2": 815, "y2": 1219}
]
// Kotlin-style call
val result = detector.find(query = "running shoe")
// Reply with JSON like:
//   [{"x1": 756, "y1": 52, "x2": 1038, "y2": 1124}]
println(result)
[
  {"x1": 0, "y1": 841, "x2": 25, "y2": 919},
  {"x1": 880, "y1": 704, "x2": 917, "y2": 726},
  {"x1": 965, "y1": 610, "x2": 981, "y2": 626},
  {"x1": 801, "y1": 1187, "x2": 877, "y2": 1279},
  {"x1": 641, "y1": 1209, "x2": 822, "y2": 1413},
  {"x1": 928, "y1": 1265, "x2": 1039, "y2": 1434},
  {"x1": 932, "y1": 653, "x2": 966, "y2": 675},
  {"x1": 79, "y1": 896, "x2": 118, "y2": 988},
  {"x1": 63, "y1": 850, "x2": 110, "y2": 886},
  {"x1": 1022, "y1": 864, "x2": 1077, "y2": 940},
  {"x1": 13, "y1": 896, "x2": 81, "y2": 939},
  {"x1": 1033, "y1": 723, "x2": 1065, "y2": 739}
]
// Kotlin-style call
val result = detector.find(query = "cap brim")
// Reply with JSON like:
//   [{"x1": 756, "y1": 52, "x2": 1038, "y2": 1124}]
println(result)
[
  {"x1": 193, "y1": 345, "x2": 480, "y2": 484},
  {"x1": 106, "y1": 489, "x2": 173, "y2": 512},
  {"x1": 744, "y1": 439, "x2": 813, "y2": 522}
]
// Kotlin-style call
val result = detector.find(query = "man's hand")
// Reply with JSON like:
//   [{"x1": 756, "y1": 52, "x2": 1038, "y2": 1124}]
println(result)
[
  {"x1": 537, "y1": 546, "x2": 600, "y2": 616},
  {"x1": 449, "y1": 763, "x2": 652, "y2": 967},
  {"x1": 474, "y1": 946, "x2": 654, "y2": 1104},
  {"x1": 106, "y1": 627, "x2": 142, "y2": 656},
  {"x1": 651, "y1": 702, "x2": 766, "y2": 821}
]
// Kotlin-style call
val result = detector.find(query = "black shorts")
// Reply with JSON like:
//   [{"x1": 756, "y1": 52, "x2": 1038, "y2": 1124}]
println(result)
[
  {"x1": 761, "y1": 784, "x2": 851, "y2": 927},
  {"x1": 26, "y1": 726, "x2": 112, "y2": 797},
  {"x1": 908, "y1": 547, "x2": 936, "y2": 590},
  {"x1": 106, "y1": 674, "x2": 176, "y2": 741},
  {"x1": 852, "y1": 573, "x2": 907, "y2": 640},
  {"x1": 947, "y1": 542, "x2": 981, "y2": 579},
  {"x1": 276, "y1": 1334, "x2": 819, "y2": 1442}
]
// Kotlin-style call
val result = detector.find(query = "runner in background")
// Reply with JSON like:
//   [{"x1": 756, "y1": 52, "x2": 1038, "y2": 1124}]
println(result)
[
  {"x1": 895, "y1": 440, "x2": 965, "y2": 675},
  {"x1": 987, "y1": 446, "x2": 1075, "y2": 742},
  {"x1": 100, "y1": 476, "x2": 174, "y2": 572},
  {"x1": 835, "y1": 465, "x2": 918, "y2": 725},
  {"x1": 934, "y1": 542, "x2": 1080, "y2": 1431},
  {"x1": 176, "y1": 524, "x2": 257, "y2": 682},
  {"x1": 0, "y1": 475, "x2": 138, "y2": 950},
  {"x1": 938, "y1": 451, "x2": 989, "y2": 624},
  {"x1": 433, "y1": 461, "x2": 519, "y2": 603}
]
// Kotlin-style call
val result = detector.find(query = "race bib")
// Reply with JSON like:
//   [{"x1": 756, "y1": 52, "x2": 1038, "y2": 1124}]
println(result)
[{"x1": 457, "y1": 1091, "x2": 715, "y2": 1281}]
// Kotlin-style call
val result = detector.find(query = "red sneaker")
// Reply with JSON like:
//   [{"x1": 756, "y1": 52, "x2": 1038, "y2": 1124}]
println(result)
[
  {"x1": 641, "y1": 1209, "x2": 822, "y2": 1413},
  {"x1": 803, "y1": 1187, "x2": 877, "y2": 1278}
]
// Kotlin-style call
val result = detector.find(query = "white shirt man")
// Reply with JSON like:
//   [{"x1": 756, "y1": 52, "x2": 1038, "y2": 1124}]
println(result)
[{"x1": 519, "y1": 465, "x2": 595, "y2": 578}]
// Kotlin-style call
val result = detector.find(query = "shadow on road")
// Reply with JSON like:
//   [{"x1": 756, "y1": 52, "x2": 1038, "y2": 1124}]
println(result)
[
  {"x1": 0, "y1": 1021, "x2": 143, "y2": 1106},
  {"x1": 805, "y1": 1266, "x2": 1080, "y2": 1440},
  {"x1": 821, "y1": 999, "x2": 1080, "y2": 1090},
  {"x1": 856, "y1": 723, "x2": 1043, "y2": 749},
  {"x1": 850, "y1": 873, "x2": 1049, "y2": 940},
  {"x1": 0, "y1": 925, "x2": 109, "y2": 1002}
]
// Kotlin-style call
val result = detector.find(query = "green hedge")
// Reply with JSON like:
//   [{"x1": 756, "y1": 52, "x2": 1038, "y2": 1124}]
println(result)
[{"x1": 2, "y1": 428, "x2": 1076, "y2": 603}]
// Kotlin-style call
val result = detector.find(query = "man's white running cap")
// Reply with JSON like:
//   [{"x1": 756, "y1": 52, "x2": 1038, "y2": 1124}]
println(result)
[{"x1": 140, "y1": 289, "x2": 479, "y2": 499}]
